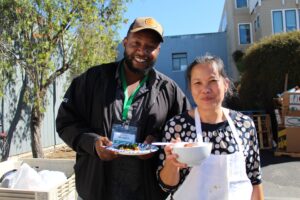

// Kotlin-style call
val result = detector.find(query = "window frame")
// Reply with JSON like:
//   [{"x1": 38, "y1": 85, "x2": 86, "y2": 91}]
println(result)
[
  {"x1": 235, "y1": 0, "x2": 248, "y2": 9},
  {"x1": 272, "y1": 9, "x2": 299, "y2": 34},
  {"x1": 256, "y1": 15, "x2": 260, "y2": 29},
  {"x1": 253, "y1": 15, "x2": 260, "y2": 33},
  {"x1": 238, "y1": 23, "x2": 252, "y2": 45},
  {"x1": 272, "y1": 10, "x2": 284, "y2": 34},
  {"x1": 299, "y1": 9, "x2": 300, "y2": 30},
  {"x1": 285, "y1": 9, "x2": 297, "y2": 32},
  {"x1": 172, "y1": 53, "x2": 188, "y2": 72}
]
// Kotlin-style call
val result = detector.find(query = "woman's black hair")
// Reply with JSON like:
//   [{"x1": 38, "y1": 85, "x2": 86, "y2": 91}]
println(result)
[{"x1": 185, "y1": 54, "x2": 234, "y2": 97}]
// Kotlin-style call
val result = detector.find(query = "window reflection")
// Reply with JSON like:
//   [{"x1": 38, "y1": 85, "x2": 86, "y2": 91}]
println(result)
[
  {"x1": 172, "y1": 53, "x2": 187, "y2": 71},
  {"x1": 273, "y1": 11, "x2": 283, "y2": 34},
  {"x1": 236, "y1": 0, "x2": 247, "y2": 8},
  {"x1": 285, "y1": 10, "x2": 297, "y2": 32},
  {"x1": 239, "y1": 24, "x2": 251, "y2": 44}
]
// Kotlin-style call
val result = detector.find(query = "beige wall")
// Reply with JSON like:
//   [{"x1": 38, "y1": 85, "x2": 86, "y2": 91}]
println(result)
[
  {"x1": 221, "y1": 0, "x2": 252, "y2": 80},
  {"x1": 223, "y1": 1, "x2": 240, "y2": 80}
]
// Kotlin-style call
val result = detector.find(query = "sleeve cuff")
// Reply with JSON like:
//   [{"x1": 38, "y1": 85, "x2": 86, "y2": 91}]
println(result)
[
  {"x1": 156, "y1": 169, "x2": 179, "y2": 193},
  {"x1": 75, "y1": 132, "x2": 100, "y2": 156},
  {"x1": 251, "y1": 179, "x2": 262, "y2": 185}
]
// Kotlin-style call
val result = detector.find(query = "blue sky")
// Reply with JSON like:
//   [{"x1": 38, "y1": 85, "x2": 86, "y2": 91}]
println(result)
[{"x1": 118, "y1": 0, "x2": 226, "y2": 38}]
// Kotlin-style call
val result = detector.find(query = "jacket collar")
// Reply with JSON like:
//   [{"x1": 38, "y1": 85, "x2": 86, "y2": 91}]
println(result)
[{"x1": 115, "y1": 59, "x2": 162, "y2": 89}]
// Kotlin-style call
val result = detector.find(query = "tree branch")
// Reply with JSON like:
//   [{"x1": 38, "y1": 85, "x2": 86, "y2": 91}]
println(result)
[{"x1": 51, "y1": 7, "x2": 78, "y2": 44}]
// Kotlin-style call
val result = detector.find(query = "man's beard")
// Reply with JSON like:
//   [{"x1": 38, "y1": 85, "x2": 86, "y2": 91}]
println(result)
[{"x1": 123, "y1": 52, "x2": 155, "y2": 75}]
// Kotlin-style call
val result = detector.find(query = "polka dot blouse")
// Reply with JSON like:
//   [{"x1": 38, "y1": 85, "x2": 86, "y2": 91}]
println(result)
[{"x1": 157, "y1": 110, "x2": 262, "y2": 193}]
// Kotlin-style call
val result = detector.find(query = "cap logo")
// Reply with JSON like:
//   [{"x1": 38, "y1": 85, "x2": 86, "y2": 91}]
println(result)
[{"x1": 144, "y1": 18, "x2": 157, "y2": 27}]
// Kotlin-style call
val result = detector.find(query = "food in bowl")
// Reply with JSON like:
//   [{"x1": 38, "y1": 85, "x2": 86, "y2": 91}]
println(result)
[{"x1": 172, "y1": 142, "x2": 212, "y2": 166}]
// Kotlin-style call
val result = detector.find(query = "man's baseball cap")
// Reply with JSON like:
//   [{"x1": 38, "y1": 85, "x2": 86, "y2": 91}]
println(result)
[{"x1": 127, "y1": 17, "x2": 164, "y2": 42}]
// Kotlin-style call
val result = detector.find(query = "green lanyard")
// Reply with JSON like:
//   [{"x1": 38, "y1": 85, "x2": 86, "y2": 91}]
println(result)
[{"x1": 120, "y1": 66, "x2": 148, "y2": 121}]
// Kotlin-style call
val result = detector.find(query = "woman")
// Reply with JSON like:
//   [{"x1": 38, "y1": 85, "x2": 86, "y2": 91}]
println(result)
[{"x1": 157, "y1": 55, "x2": 264, "y2": 200}]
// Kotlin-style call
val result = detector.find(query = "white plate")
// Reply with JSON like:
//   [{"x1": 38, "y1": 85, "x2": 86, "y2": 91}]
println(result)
[
  {"x1": 106, "y1": 143, "x2": 159, "y2": 156},
  {"x1": 151, "y1": 142, "x2": 172, "y2": 146}
]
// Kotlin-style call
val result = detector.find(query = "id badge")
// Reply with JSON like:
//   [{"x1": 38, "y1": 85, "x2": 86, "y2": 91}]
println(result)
[{"x1": 111, "y1": 123, "x2": 137, "y2": 144}]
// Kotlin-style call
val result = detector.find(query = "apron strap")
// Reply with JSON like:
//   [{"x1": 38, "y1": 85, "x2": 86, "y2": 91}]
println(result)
[
  {"x1": 194, "y1": 107, "x2": 244, "y2": 152},
  {"x1": 194, "y1": 107, "x2": 203, "y2": 143},
  {"x1": 222, "y1": 108, "x2": 244, "y2": 152}
]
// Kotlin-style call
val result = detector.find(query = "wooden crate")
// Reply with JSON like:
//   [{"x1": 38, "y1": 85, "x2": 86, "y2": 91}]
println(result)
[
  {"x1": 251, "y1": 114, "x2": 273, "y2": 149},
  {"x1": 274, "y1": 150, "x2": 300, "y2": 158}
]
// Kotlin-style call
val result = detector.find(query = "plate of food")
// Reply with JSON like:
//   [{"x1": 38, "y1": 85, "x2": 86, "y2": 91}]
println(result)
[{"x1": 106, "y1": 143, "x2": 159, "y2": 156}]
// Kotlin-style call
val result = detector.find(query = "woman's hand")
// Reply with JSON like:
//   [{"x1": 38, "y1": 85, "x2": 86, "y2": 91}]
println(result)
[
  {"x1": 95, "y1": 136, "x2": 118, "y2": 161},
  {"x1": 159, "y1": 137, "x2": 188, "y2": 187},
  {"x1": 164, "y1": 141, "x2": 188, "y2": 169}
]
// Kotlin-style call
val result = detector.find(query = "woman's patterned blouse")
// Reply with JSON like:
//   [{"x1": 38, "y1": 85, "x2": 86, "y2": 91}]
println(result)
[{"x1": 157, "y1": 110, "x2": 262, "y2": 193}]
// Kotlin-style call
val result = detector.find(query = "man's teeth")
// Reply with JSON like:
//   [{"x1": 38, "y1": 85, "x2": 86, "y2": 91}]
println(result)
[{"x1": 135, "y1": 57, "x2": 146, "y2": 63}]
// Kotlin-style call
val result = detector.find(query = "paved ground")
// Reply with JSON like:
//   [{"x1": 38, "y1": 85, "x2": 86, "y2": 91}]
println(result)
[{"x1": 260, "y1": 149, "x2": 300, "y2": 200}]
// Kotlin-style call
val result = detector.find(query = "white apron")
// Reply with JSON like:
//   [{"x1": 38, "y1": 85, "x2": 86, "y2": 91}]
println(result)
[{"x1": 168, "y1": 108, "x2": 253, "y2": 200}]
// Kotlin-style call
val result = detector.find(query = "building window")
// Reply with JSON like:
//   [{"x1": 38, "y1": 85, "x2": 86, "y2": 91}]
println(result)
[
  {"x1": 238, "y1": 23, "x2": 252, "y2": 44},
  {"x1": 272, "y1": 9, "x2": 298, "y2": 34},
  {"x1": 254, "y1": 15, "x2": 260, "y2": 32},
  {"x1": 172, "y1": 53, "x2": 187, "y2": 71},
  {"x1": 285, "y1": 10, "x2": 297, "y2": 32},
  {"x1": 236, "y1": 0, "x2": 248, "y2": 8},
  {"x1": 256, "y1": 15, "x2": 260, "y2": 28},
  {"x1": 272, "y1": 11, "x2": 284, "y2": 33}
]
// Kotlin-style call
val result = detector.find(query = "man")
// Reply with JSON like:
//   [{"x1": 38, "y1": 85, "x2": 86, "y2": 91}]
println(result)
[{"x1": 56, "y1": 16, "x2": 191, "y2": 200}]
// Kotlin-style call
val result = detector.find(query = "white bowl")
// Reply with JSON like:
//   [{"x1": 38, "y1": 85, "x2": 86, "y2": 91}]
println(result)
[{"x1": 172, "y1": 142, "x2": 212, "y2": 166}]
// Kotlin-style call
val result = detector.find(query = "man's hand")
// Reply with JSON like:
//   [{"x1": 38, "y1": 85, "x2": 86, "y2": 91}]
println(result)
[
  {"x1": 95, "y1": 136, "x2": 118, "y2": 161},
  {"x1": 138, "y1": 135, "x2": 156, "y2": 160},
  {"x1": 143, "y1": 135, "x2": 156, "y2": 144}
]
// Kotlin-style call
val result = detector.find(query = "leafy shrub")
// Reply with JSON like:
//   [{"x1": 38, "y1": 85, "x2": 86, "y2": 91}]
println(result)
[
  {"x1": 232, "y1": 50, "x2": 244, "y2": 63},
  {"x1": 239, "y1": 31, "x2": 300, "y2": 110},
  {"x1": 232, "y1": 50, "x2": 246, "y2": 73}
]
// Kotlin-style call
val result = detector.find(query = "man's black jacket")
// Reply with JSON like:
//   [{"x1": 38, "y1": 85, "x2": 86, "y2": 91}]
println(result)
[{"x1": 56, "y1": 61, "x2": 191, "y2": 200}]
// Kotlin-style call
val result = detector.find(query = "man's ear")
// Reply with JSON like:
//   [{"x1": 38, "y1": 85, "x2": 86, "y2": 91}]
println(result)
[
  {"x1": 157, "y1": 45, "x2": 161, "y2": 53},
  {"x1": 123, "y1": 37, "x2": 128, "y2": 48}
]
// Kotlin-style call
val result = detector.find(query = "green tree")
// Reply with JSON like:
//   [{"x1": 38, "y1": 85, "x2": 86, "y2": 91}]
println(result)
[
  {"x1": 239, "y1": 31, "x2": 300, "y2": 111},
  {"x1": 0, "y1": 0, "x2": 130, "y2": 158}
]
